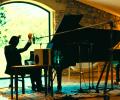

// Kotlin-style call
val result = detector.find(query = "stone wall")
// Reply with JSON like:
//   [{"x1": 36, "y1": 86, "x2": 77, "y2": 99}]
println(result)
[
  {"x1": 1, "y1": 0, "x2": 120, "y2": 30},
  {"x1": 55, "y1": 0, "x2": 120, "y2": 30},
  {"x1": 35, "y1": 0, "x2": 120, "y2": 30}
]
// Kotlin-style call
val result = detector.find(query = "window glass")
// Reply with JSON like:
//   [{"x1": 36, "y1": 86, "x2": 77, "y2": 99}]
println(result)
[{"x1": 0, "y1": 3, "x2": 49, "y2": 77}]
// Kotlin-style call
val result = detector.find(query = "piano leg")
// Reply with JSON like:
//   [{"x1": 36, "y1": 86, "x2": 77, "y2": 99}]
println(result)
[
  {"x1": 56, "y1": 66, "x2": 62, "y2": 92},
  {"x1": 54, "y1": 64, "x2": 63, "y2": 93}
]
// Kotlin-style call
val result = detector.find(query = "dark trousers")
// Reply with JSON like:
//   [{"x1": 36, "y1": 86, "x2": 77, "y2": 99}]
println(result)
[{"x1": 30, "y1": 69, "x2": 42, "y2": 91}]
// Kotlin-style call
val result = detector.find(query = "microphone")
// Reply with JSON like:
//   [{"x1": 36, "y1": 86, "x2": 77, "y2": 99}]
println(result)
[{"x1": 32, "y1": 34, "x2": 35, "y2": 44}]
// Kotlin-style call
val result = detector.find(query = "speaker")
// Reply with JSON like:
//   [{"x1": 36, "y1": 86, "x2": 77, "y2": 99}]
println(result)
[{"x1": 34, "y1": 49, "x2": 51, "y2": 66}]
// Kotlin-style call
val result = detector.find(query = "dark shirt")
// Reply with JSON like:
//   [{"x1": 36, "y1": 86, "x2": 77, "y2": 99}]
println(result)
[{"x1": 4, "y1": 41, "x2": 31, "y2": 74}]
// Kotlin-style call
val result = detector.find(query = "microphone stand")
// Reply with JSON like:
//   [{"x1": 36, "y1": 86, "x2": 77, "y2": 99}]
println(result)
[
  {"x1": 104, "y1": 20, "x2": 114, "y2": 94},
  {"x1": 88, "y1": 42, "x2": 91, "y2": 90},
  {"x1": 103, "y1": 19, "x2": 114, "y2": 100},
  {"x1": 90, "y1": 43, "x2": 94, "y2": 89},
  {"x1": 78, "y1": 44, "x2": 83, "y2": 92},
  {"x1": 95, "y1": 20, "x2": 114, "y2": 95},
  {"x1": 109, "y1": 20, "x2": 114, "y2": 90},
  {"x1": 75, "y1": 43, "x2": 83, "y2": 93},
  {"x1": 88, "y1": 42, "x2": 94, "y2": 90}
]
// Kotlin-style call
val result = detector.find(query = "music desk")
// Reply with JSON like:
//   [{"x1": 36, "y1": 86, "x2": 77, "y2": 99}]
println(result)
[{"x1": 10, "y1": 65, "x2": 53, "y2": 100}]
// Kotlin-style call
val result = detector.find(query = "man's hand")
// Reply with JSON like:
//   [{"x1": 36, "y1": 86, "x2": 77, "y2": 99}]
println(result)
[{"x1": 28, "y1": 33, "x2": 32, "y2": 40}]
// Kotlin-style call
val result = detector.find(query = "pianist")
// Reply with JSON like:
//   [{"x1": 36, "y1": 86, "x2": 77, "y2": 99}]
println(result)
[{"x1": 4, "y1": 34, "x2": 32, "y2": 87}]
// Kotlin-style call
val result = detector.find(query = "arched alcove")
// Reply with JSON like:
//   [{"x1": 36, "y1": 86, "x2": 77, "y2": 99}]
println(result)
[{"x1": 0, "y1": 1, "x2": 54, "y2": 78}]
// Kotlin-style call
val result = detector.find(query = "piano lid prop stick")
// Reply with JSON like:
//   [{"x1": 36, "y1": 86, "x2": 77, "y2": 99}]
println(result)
[
  {"x1": 35, "y1": 19, "x2": 114, "y2": 38},
  {"x1": 55, "y1": 19, "x2": 113, "y2": 35},
  {"x1": 29, "y1": 19, "x2": 114, "y2": 41}
]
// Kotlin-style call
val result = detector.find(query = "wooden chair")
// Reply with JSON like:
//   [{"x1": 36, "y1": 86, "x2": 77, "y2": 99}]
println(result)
[{"x1": 10, "y1": 65, "x2": 53, "y2": 100}]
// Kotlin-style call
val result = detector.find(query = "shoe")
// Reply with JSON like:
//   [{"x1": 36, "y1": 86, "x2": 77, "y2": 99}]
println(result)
[
  {"x1": 32, "y1": 85, "x2": 37, "y2": 91},
  {"x1": 32, "y1": 87, "x2": 36, "y2": 91}
]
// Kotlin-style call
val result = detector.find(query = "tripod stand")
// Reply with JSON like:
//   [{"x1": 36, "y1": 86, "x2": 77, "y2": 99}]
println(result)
[
  {"x1": 96, "y1": 62, "x2": 113, "y2": 93},
  {"x1": 96, "y1": 20, "x2": 114, "y2": 94}
]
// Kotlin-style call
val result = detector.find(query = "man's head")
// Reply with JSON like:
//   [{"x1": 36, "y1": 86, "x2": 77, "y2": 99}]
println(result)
[{"x1": 9, "y1": 36, "x2": 20, "y2": 46}]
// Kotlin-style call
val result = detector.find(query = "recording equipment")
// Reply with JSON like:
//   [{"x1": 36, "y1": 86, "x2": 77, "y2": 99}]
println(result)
[{"x1": 34, "y1": 49, "x2": 51, "y2": 66}]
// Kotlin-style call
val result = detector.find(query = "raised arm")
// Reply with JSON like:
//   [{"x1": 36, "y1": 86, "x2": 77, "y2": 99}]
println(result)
[{"x1": 17, "y1": 33, "x2": 32, "y2": 53}]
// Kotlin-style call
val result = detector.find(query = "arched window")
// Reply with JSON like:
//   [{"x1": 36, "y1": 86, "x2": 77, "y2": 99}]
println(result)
[{"x1": 0, "y1": 2, "x2": 53, "y2": 78}]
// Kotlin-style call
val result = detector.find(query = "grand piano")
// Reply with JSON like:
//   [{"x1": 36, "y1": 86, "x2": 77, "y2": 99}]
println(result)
[{"x1": 47, "y1": 14, "x2": 120, "y2": 92}]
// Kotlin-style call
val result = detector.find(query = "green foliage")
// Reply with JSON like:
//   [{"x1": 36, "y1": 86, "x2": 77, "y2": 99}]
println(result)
[
  {"x1": 0, "y1": 6, "x2": 7, "y2": 48},
  {"x1": 0, "y1": 6, "x2": 6, "y2": 26}
]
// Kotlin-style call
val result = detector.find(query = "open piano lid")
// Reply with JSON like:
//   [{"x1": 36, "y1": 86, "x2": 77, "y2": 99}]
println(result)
[
  {"x1": 50, "y1": 15, "x2": 120, "y2": 62},
  {"x1": 47, "y1": 14, "x2": 83, "y2": 48},
  {"x1": 56, "y1": 14, "x2": 83, "y2": 33}
]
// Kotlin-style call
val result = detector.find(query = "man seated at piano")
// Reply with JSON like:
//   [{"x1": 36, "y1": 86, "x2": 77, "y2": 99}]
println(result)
[
  {"x1": 4, "y1": 34, "x2": 33, "y2": 86},
  {"x1": 4, "y1": 34, "x2": 32, "y2": 87},
  {"x1": 5, "y1": 33, "x2": 44, "y2": 92}
]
